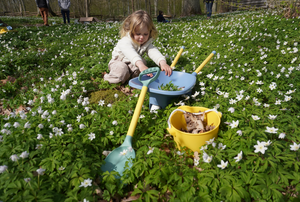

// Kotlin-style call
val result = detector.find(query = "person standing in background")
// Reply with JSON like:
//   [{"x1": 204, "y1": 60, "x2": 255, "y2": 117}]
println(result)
[
  {"x1": 58, "y1": 0, "x2": 71, "y2": 24},
  {"x1": 204, "y1": 0, "x2": 214, "y2": 19},
  {"x1": 35, "y1": 0, "x2": 49, "y2": 26}
]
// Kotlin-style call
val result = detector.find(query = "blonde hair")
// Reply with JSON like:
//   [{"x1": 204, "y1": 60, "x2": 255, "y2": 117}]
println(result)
[{"x1": 120, "y1": 10, "x2": 158, "y2": 42}]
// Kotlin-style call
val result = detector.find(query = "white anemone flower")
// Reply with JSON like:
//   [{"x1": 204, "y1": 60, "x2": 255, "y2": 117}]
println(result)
[
  {"x1": 234, "y1": 151, "x2": 243, "y2": 162},
  {"x1": 237, "y1": 130, "x2": 243, "y2": 136},
  {"x1": 36, "y1": 168, "x2": 46, "y2": 175},
  {"x1": 275, "y1": 100, "x2": 281, "y2": 105},
  {"x1": 203, "y1": 152, "x2": 213, "y2": 163},
  {"x1": 0, "y1": 165, "x2": 8, "y2": 173},
  {"x1": 254, "y1": 141, "x2": 268, "y2": 154},
  {"x1": 147, "y1": 147, "x2": 154, "y2": 155},
  {"x1": 98, "y1": 100, "x2": 105, "y2": 106},
  {"x1": 120, "y1": 149, "x2": 127, "y2": 156},
  {"x1": 205, "y1": 137, "x2": 215, "y2": 145},
  {"x1": 290, "y1": 142, "x2": 300, "y2": 151},
  {"x1": 230, "y1": 120, "x2": 239, "y2": 128},
  {"x1": 268, "y1": 115, "x2": 277, "y2": 120},
  {"x1": 10, "y1": 154, "x2": 19, "y2": 162},
  {"x1": 262, "y1": 140, "x2": 272, "y2": 146},
  {"x1": 265, "y1": 126, "x2": 278, "y2": 134},
  {"x1": 88, "y1": 133, "x2": 95, "y2": 141},
  {"x1": 79, "y1": 178, "x2": 92, "y2": 188},
  {"x1": 278, "y1": 133, "x2": 286, "y2": 139},
  {"x1": 19, "y1": 151, "x2": 29, "y2": 159},
  {"x1": 217, "y1": 160, "x2": 228, "y2": 169},
  {"x1": 251, "y1": 115, "x2": 260, "y2": 120}
]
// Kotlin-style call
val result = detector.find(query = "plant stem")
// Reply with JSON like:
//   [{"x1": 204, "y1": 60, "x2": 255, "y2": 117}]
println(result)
[{"x1": 38, "y1": 175, "x2": 40, "y2": 189}]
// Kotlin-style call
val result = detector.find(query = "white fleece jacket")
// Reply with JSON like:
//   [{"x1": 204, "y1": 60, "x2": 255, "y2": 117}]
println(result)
[
  {"x1": 58, "y1": 0, "x2": 71, "y2": 10},
  {"x1": 111, "y1": 33, "x2": 166, "y2": 67}
]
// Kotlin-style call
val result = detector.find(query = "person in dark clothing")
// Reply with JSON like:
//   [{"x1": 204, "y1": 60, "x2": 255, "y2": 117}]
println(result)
[
  {"x1": 157, "y1": 11, "x2": 168, "y2": 23},
  {"x1": 58, "y1": 0, "x2": 71, "y2": 24},
  {"x1": 35, "y1": 0, "x2": 49, "y2": 26},
  {"x1": 204, "y1": 0, "x2": 214, "y2": 19}
]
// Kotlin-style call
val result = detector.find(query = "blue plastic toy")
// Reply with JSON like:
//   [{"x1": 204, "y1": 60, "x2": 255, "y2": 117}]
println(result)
[{"x1": 129, "y1": 51, "x2": 216, "y2": 109}]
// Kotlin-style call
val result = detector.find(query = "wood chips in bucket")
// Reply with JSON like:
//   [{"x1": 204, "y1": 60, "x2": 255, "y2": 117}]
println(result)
[{"x1": 181, "y1": 111, "x2": 215, "y2": 134}]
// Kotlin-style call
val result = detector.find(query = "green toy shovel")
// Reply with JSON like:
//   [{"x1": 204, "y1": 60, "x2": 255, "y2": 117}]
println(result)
[{"x1": 101, "y1": 67, "x2": 161, "y2": 178}]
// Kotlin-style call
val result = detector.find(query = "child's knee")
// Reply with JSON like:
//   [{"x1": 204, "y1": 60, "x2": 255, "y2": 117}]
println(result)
[{"x1": 106, "y1": 62, "x2": 130, "y2": 83}]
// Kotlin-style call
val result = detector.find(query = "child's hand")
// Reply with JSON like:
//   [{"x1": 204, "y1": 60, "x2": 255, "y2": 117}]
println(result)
[
  {"x1": 136, "y1": 61, "x2": 153, "y2": 77},
  {"x1": 159, "y1": 61, "x2": 172, "y2": 76}
]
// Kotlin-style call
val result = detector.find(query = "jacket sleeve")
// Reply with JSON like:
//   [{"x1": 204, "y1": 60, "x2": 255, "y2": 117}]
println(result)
[
  {"x1": 146, "y1": 43, "x2": 166, "y2": 66},
  {"x1": 118, "y1": 37, "x2": 143, "y2": 66},
  {"x1": 67, "y1": 0, "x2": 71, "y2": 9},
  {"x1": 58, "y1": 0, "x2": 61, "y2": 9}
]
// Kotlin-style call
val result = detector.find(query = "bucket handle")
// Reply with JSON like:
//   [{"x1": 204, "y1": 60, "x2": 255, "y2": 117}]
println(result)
[{"x1": 167, "y1": 108, "x2": 222, "y2": 128}]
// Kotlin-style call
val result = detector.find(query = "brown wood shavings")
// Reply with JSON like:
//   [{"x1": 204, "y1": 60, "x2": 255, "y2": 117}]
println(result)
[{"x1": 181, "y1": 111, "x2": 215, "y2": 134}]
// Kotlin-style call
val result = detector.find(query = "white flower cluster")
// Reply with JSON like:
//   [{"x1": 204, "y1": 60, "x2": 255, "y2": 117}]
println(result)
[
  {"x1": 60, "y1": 89, "x2": 71, "y2": 100},
  {"x1": 77, "y1": 96, "x2": 90, "y2": 106}
]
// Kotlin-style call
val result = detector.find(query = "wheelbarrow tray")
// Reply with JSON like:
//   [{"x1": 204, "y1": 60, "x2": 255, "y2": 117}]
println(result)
[{"x1": 129, "y1": 71, "x2": 197, "y2": 109}]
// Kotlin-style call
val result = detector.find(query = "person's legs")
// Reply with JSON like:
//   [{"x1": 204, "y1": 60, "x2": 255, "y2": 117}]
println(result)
[
  {"x1": 208, "y1": 2, "x2": 213, "y2": 18},
  {"x1": 39, "y1": 8, "x2": 49, "y2": 26},
  {"x1": 61, "y1": 10, "x2": 66, "y2": 24},
  {"x1": 66, "y1": 10, "x2": 70, "y2": 24},
  {"x1": 205, "y1": 3, "x2": 208, "y2": 17},
  {"x1": 104, "y1": 59, "x2": 131, "y2": 84},
  {"x1": 44, "y1": 8, "x2": 49, "y2": 25},
  {"x1": 39, "y1": 8, "x2": 45, "y2": 24}
]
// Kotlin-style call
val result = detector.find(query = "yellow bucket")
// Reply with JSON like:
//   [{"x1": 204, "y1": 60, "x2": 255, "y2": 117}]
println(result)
[{"x1": 167, "y1": 106, "x2": 222, "y2": 152}]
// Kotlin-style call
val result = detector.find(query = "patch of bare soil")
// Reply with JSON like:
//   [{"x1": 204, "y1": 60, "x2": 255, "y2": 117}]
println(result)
[
  {"x1": 115, "y1": 85, "x2": 135, "y2": 96},
  {"x1": 0, "y1": 76, "x2": 29, "y2": 116},
  {"x1": 0, "y1": 102, "x2": 28, "y2": 116}
]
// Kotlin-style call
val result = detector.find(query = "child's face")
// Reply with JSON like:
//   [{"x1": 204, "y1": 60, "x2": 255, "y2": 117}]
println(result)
[{"x1": 133, "y1": 25, "x2": 149, "y2": 45}]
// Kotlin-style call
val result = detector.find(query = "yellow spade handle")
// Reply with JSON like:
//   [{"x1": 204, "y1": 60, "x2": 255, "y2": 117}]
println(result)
[
  {"x1": 170, "y1": 47, "x2": 185, "y2": 69},
  {"x1": 194, "y1": 52, "x2": 215, "y2": 74},
  {"x1": 126, "y1": 86, "x2": 148, "y2": 137}
]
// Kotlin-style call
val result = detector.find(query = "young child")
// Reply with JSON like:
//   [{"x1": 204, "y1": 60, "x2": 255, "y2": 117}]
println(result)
[{"x1": 104, "y1": 10, "x2": 172, "y2": 84}]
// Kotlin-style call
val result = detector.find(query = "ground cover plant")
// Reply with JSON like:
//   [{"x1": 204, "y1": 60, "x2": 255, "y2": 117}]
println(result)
[{"x1": 0, "y1": 9, "x2": 300, "y2": 202}]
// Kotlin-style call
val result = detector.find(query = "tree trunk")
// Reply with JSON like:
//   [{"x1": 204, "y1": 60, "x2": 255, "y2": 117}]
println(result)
[
  {"x1": 122, "y1": 0, "x2": 126, "y2": 16},
  {"x1": 173, "y1": 0, "x2": 176, "y2": 16},
  {"x1": 131, "y1": 0, "x2": 135, "y2": 12},
  {"x1": 128, "y1": 0, "x2": 130, "y2": 15},
  {"x1": 181, "y1": 0, "x2": 184, "y2": 15},
  {"x1": 167, "y1": 0, "x2": 170, "y2": 15},
  {"x1": 47, "y1": 1, "x2": 57, "y2": 17},
  {"x1": 182, "y1": 0, "x2": 202, "y2": 16},
  {"x1": 154, "y1": 0, "x2": 157, "y2": 15},
  {"x1": 148, "y1": 0, "x2": 151, "y2": 15},
  {"x1": 85, "y1": 0, "x2": 88, "y2": 17}
]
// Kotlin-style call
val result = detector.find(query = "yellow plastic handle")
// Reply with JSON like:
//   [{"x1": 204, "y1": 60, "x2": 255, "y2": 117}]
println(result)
[
  {"x1": 170, "y1": 46, "x2": 185, "y2": 69},
  {"x1": 126, "y1": 86, "x2": 148, "y2": 137},
  {"x1": 194, "y1": 52, "x2": 215, "y2": 74}
]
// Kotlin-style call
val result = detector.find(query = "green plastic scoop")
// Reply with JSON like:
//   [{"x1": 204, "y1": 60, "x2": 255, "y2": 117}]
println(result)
[{"x1": 101, "y1": 67, "x2": 161, "y2": 177}]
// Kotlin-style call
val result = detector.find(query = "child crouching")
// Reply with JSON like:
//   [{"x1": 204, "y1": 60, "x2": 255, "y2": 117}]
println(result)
[{"x1": 104, "y1": 10, "x2": 172, "y2": 84}]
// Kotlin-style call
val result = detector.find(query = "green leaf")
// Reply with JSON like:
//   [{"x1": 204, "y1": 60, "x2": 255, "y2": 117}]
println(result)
[
  {"x1": 231, "y1": 189, "x2": 242, "y2": 202},
  {"x1": 249, "y1": 188, "x2": 261, "y2": 200},
  {"x1": 219, "y1": 185, "x2": 232, "y2": 198}
]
